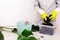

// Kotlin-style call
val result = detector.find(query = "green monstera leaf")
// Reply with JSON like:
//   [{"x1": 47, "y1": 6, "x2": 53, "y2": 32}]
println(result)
[
  {"x1": 18, "y1": 35, "x2": 27, "y2": 40},
  {"x1": 21, "y1": 29, "x2": 33, "y2": 37},
  {"x1": 0, "y1": 31, "x2": 4, "y2": 40},
  {"x1": 28, "y1": 36, "x2": 37, "y2": 40},
  {"x1": 18, "y1": 35, "x2": 37, "y2": 40},
  {"x1": 18, "y1": 29, "x2": 37, "y2": 40}
]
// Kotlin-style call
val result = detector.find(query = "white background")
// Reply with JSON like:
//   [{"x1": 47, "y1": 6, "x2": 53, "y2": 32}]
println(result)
[
  {"x1": 0, "y1": 0, "x2": 41, "y2": 26},
  {"x1": 0, "y1": 0, "x2": 60, "y2": 40}
]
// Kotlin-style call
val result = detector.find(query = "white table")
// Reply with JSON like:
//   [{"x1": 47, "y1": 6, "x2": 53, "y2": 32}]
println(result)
[
  {"x1": 33, "y1": 29, "x2": 60, "y2": 40},
  {"x1": 2, "y1": 31, "x2": 18, "y2": 40},
  {"x1": 2, "y1": 28, "x2": 60, "y2": 40}
]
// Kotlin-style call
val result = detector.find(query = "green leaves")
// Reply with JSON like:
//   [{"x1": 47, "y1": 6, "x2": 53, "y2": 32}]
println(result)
[
  {"x1": 0, "y1": 31, "x2": 4, "y2": 40},
  {"x1": 28, "y1": 36, "x2": 37, "y2": 40},
  {"x1": 18, "y1": 35, "x2": 37, "y2": 40},
  {"x1": 18, "y1": 29, "x2": 37, "y2": 40},
  {"x1": 18, "y1": 35, "x2": 27, "y2": 40},
  {"x1": 21, "y1": 29, "x2": 33, "y2": 37}
]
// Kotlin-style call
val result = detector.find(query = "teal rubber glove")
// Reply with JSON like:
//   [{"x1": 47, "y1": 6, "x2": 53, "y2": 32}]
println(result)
[{"x1": 17, "y1": 21, "x2": 32, "y2": 35}]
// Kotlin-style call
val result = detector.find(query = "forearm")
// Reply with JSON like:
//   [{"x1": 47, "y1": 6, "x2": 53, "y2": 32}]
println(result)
[
  {"x1": 53, "y1": 0, "x2": 60, "y2": 12},
  {"x1": 34, "y1": 6, "x2": 45, "y2": 14},
  {"x1": 34, "y1": 0, "x2": 45, "y2": 15},
  {"x1": 53, "y1": 7, "x2": 60, "y2": 13}
]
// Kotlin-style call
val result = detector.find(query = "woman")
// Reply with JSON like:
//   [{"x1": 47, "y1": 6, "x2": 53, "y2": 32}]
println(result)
[{"x1": 34, "y1": 0, "x2": 60, "y2": 27}]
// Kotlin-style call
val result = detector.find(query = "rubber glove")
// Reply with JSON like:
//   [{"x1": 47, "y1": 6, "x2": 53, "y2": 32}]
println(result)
[
  {"x1": 49, "y1": 10, "x2": 57, "y2": 21},
  {"x1": 42, "y1": 12, "x2": 48, "y2": 21},
  {"x1": 17, "y1": 21, "x2": 32, "y2": 35},
  {"x1": 49, "y1": 8, "x2": 60, "y2": 22}
]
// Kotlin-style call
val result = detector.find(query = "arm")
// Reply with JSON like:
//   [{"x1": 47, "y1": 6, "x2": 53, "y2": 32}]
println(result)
[
  {"x1": 54, "y1": 0, "x2": 60, "y2": 12},
  {"x1": 34, "y1": 0, "x2": 45, "y2": 14},
  {"x1": 34, "y1": 0, "x2": 48, "y2": 21},
  {"x1": 49, "y1": 0, "x2": 60, "y2": 21}
]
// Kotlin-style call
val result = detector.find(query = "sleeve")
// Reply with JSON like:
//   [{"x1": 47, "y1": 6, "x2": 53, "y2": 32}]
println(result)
[
  {"x1": 34, "y1": 0, "x2": 45, "y2": 14},
  {"x1": 56, "y1": 0, "x2": 60, "y2": 7},
  {"x1": 54, "y1": 0, "x2": 60, "y2": 12}
]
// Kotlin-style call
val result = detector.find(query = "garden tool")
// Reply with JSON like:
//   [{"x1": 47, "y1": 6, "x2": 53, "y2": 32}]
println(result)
[{"x1": 0, "y1": 26, "x2": 17, "y2": 33}]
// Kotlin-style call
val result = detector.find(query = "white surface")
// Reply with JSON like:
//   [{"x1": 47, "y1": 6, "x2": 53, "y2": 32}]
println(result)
[
  {"x1": 33, "y1": 29, "x2": 60, "y2": 40},
  {"x1": 2, "y1": 28, "x2": 60, "y2": 40},
  {"x1": 2, "y1": 31, "x2": 18, "y2": 40}
]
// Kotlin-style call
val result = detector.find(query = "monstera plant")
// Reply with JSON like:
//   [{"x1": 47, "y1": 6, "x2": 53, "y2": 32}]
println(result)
[
  {"x1": 0, "y1": 31, "x2": 4, "y2": 40},
  {"x1": 18, "y1": 29, "x2": 37, "y2": 40}
]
